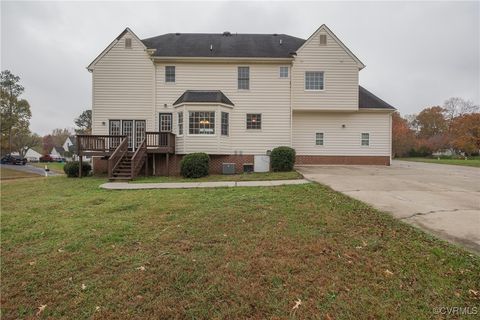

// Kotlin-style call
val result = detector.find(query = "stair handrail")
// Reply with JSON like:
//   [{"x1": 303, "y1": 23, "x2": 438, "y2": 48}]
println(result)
[
  {"x1": 108, "y1": 137, "x2": 128, "y2": 178},
  {"x1": 131, "y1": 138, "x2": 147, "y2": 179}
]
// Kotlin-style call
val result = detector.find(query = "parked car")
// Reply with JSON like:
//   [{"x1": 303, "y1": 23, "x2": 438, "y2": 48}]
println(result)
[
  {"x1": 39, "y1": 154, "x2": 55, "y2": 162},
  {"x1": 1, "y1": 154, "x2": 27, "y2": 165}
]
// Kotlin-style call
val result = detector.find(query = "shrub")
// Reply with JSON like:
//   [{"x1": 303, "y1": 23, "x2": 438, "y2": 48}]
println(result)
[
  {"x1": 270, "y1": 146, "x2": 296, "y2": 172},
  {"x1": 63, "y1": 161, "x2": 92, "y2": 178},
  {"x1": 180, "y1": 153, "x2": 209, "y2": 178}
]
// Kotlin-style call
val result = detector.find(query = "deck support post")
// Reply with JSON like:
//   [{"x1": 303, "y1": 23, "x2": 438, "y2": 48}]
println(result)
[
  {"x1": 153, "y1": 154, "x2": 156, "y2": 176},
  {"x1": 145, "y1": 154, "x2": 148, "y2": 176},
  {"x1": 166, "y1": 153, "x2": 169, "y2": 176},
  {"x1": 79, "y1": 155, "x2": 83, "y2": 178}
]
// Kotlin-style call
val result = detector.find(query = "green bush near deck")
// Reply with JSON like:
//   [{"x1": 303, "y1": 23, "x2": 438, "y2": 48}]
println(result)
[
  {"x1": 270, "y1": 146, "x2": 296, "y2": 171},
  {"x1": 63, "y1": 161, "x2": 92, "y2": 177},
  {"x1": 180, "y1": 153, "x2": 210, "y2": 178}
]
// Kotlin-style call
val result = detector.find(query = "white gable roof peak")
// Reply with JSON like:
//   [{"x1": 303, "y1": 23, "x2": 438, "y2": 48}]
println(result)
[
  {"x1": 87, "y1": 27, "x2": 147, "y2": 71},
  {"x1": 296, "y1": 24, "x2": 366, "y2": 70}
]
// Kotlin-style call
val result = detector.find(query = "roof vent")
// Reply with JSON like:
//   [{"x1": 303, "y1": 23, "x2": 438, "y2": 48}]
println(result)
[
  {"x1": 320, "y1": 34, "x2": 327, "y2": 45},
  {"x1": 210, "y1": 44, "x2": 213, "y2": 51},
  {"x1": 223, "y1": 31, "x2": 231, "y2": 36},
  {"x1": 279, "y1": 39, "x2": 283, "y2": 45},
  {"x1": 175, "y1": 32, "x2": 181, "y2": 36},
  {"x1": 273, "y1": 33, "x2": 278, "y2": 36}
]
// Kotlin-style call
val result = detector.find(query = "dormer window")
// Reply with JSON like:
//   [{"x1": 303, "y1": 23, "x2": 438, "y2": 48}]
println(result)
[
  {"x1": 319, "y1": 34, "x2": 327, "y2": 46},
  {"x1": 125, "y1": 38, "x2": 132, "y2": 49}
]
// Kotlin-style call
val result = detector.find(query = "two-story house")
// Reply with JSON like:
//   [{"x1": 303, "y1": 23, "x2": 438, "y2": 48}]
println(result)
[{"x1": 80, "y1": 24, "x2": 394, "y2": 179}]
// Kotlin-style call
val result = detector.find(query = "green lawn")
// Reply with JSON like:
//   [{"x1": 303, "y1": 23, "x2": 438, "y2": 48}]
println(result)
[
  {"x1": 398, "y1": 157, "x2": 480, "y2": 168},
  {"x1": 30, "y1": 162, "x2": 65, "y2": 174},
  {"x1": 132, "y1": 171, "x2": 302, "y2": 183},
  {"x1": 1, "y1": 177, "x2": 479, "y2": 319}
]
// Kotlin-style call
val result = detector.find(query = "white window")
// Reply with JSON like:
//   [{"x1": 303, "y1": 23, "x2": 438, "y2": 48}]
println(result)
[
  {"x1": 189, "y1": 111, "x2": 215, "y2": 135},
  {"x1": 178, "y1": 112, "x2": 183, "y2": 135},
  {"x1": 246, "y1": 114, "x2": 261, "y2": 130},
  {"x1": 361, "y1": 133, "x2": 370, "y2": 146},
  {"x1": 315, "y1": 132, "x2": 324, "y2": 146},
  {"x1": 305, "y1": 71, "x2": 324, "y2": 90},
  {"x1": 165, "y1": 66, "x2": 175, "y2": 83},
  {"x1": 238, "y1": 67, "x2": 249, "y2": 89},
  {"x1": 280, "y1": 66, "x2": 289, "y2": 78},
  {"x1": 221, "y1": 112, "x2": 229, "y2": 136},
  {"x1": 159, "y1": 113, "x2": 172, "y2": 132},
  {"x1": 125, "y1": 38, "x2": 132, "y2": 49}
]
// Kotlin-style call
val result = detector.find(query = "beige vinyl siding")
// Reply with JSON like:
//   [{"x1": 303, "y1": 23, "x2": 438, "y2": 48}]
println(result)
[
  {"x1": 92, "y1": 31, "x2": 154, "y2": 135},
  {"x1": 292, "y1": 111, "x2": 391, "y2": 156},
  {"x1": 292, "y1": 30, "x2": 359, "y2": 111},
  {"x1": 156, "y1": 63, "x2": 291, "y2": 154}
]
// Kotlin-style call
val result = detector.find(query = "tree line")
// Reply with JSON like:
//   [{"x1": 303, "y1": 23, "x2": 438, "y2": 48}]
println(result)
[
  {"x1": 392, "y1": 97, "x2": 480, "y2": 157},
  {"x1": 1, "y1": 70, "x2": 91, "y2": 157}
]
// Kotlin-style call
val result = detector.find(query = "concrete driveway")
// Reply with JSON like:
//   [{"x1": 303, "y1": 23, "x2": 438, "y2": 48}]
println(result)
[{"x1": 297, "y1": 160, "x2": 480, "y2": 253}]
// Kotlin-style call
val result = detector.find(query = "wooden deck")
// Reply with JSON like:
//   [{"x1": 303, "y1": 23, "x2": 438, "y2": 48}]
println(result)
[
  {"x1": 77, "y1": 132, "x2": 175, "y2": 179},
  {"x1": 76, "y1": 132, "x2": 175, "y2": 157}
]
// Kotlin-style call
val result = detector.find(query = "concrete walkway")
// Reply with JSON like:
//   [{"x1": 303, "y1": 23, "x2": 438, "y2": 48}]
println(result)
[
  {"x1": 297, "y1": 161, "x2": 480, "y2": 254},
  {"x1": 100, "y1": 179, "x2": 310, "y2": 190}
]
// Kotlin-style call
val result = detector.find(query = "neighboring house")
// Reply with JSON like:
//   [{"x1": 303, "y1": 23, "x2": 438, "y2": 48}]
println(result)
[
  {"x1": 51, "y1": 146, "x2": 65, "y2": 158},
  {"x1": 12, "y1": 148, "x2": 42, "y2": 162},
  {"x1": 62, "y1": 136, "x2": 79, "y2": 161},
  {"x1": 81, "y1": 24, "x2": 395, "y2": 179},
  {"x1": 25, "y1": 148, "x2": 43, "y2": 162}
]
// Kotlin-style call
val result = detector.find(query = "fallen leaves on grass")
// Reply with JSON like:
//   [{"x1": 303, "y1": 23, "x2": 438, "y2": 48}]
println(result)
[
  {"x1": 28, "y1": 261, "x2": 35, "y2": 266},
  {"x1": 291, "y1": 298, "x2": 302, "y2": 315},
  {"x1": 81, "y1": 283, "x2": 87, "y2": 290},
  {"x1": 36, "y1": 304, "x2": 47, "y2": 316},
  {"x1": 384, "y1": 269, "x2": 394, "y2": 276},
  {"x1": 136, "y1": 266, "x2": 146, "y2": 271},
  {"x1": 469, "y1": 289, "x2": 479, "y2": 297}
]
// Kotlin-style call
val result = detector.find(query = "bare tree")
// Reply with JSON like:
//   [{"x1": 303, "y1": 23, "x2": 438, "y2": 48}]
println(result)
[{"x1": 443, "y1": 97, "x2": 479, "y2": 120}]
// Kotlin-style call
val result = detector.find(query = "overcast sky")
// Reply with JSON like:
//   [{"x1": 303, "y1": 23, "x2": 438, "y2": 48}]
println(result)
[{"x1": 1, "y1": 1, "x2": 479, "y2": 135}]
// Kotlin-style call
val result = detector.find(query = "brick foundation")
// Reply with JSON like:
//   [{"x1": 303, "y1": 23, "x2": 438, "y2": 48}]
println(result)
[
  {"x1": 92, "y1": 154, "x2": 390, "y2": 177},
  {"x1": 295, "y1": 155, "x2": 391, "y2": 166},
  {"x1": 147, "y1": 154, "x2": 255, "y2": 176},
  {"x1": 92, "y1": 157, "x2": 108, "y2": 175}
]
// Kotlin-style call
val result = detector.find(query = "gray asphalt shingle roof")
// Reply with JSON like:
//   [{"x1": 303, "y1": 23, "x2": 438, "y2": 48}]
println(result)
[
  {"x1": 173, "y1": 90, "x2": 234, "y2": 106},
  {"x1": 359, "y1": 86, "x2": 395, "y2": 110},
  {"x1": 141, "y1": 33, "x2": 306, "y2": 58}
]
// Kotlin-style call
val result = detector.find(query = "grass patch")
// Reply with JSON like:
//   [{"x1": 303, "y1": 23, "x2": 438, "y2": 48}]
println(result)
[
  {"x1": 1, "y1": 167, "x2": 41, "y2": 180},
  {"x1": 132, "y1": 171, "x2": 303, "y2": 183},
  {"x1": 1, "y1": 176, "x2": 479, "y2": 319},
  {"x1": 398, "y1": 157, "x2": 480, "y2": 168},
  {"x1": 30, "y1": 162, "x2": 66, "y2": 174}
]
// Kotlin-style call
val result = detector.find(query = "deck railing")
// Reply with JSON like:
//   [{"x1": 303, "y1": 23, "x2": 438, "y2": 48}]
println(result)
[
  {"x1": 107, "y1": 137, "x2": 128, "y2": 177},
  {"x1": 131, "y1": 139, "x2": 147, "y2": 178},
  {"x1": 77, "y1": 132, "x2": 175, "y2": 155},
  {"x1": 77, "y1": 135, "x2": 126, "y2": 155},
  {"x1": 146, "y1": 132, "x2": 175, "y2": 153}
]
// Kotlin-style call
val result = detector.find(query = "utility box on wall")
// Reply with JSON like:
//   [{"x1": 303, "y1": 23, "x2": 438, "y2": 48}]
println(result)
[
  {"x1": 254, "y1": 155, "x2": 270, "y2": 172},
  {"x1": 222, "y1": 163, "x2": 235, "y2": 175}
]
